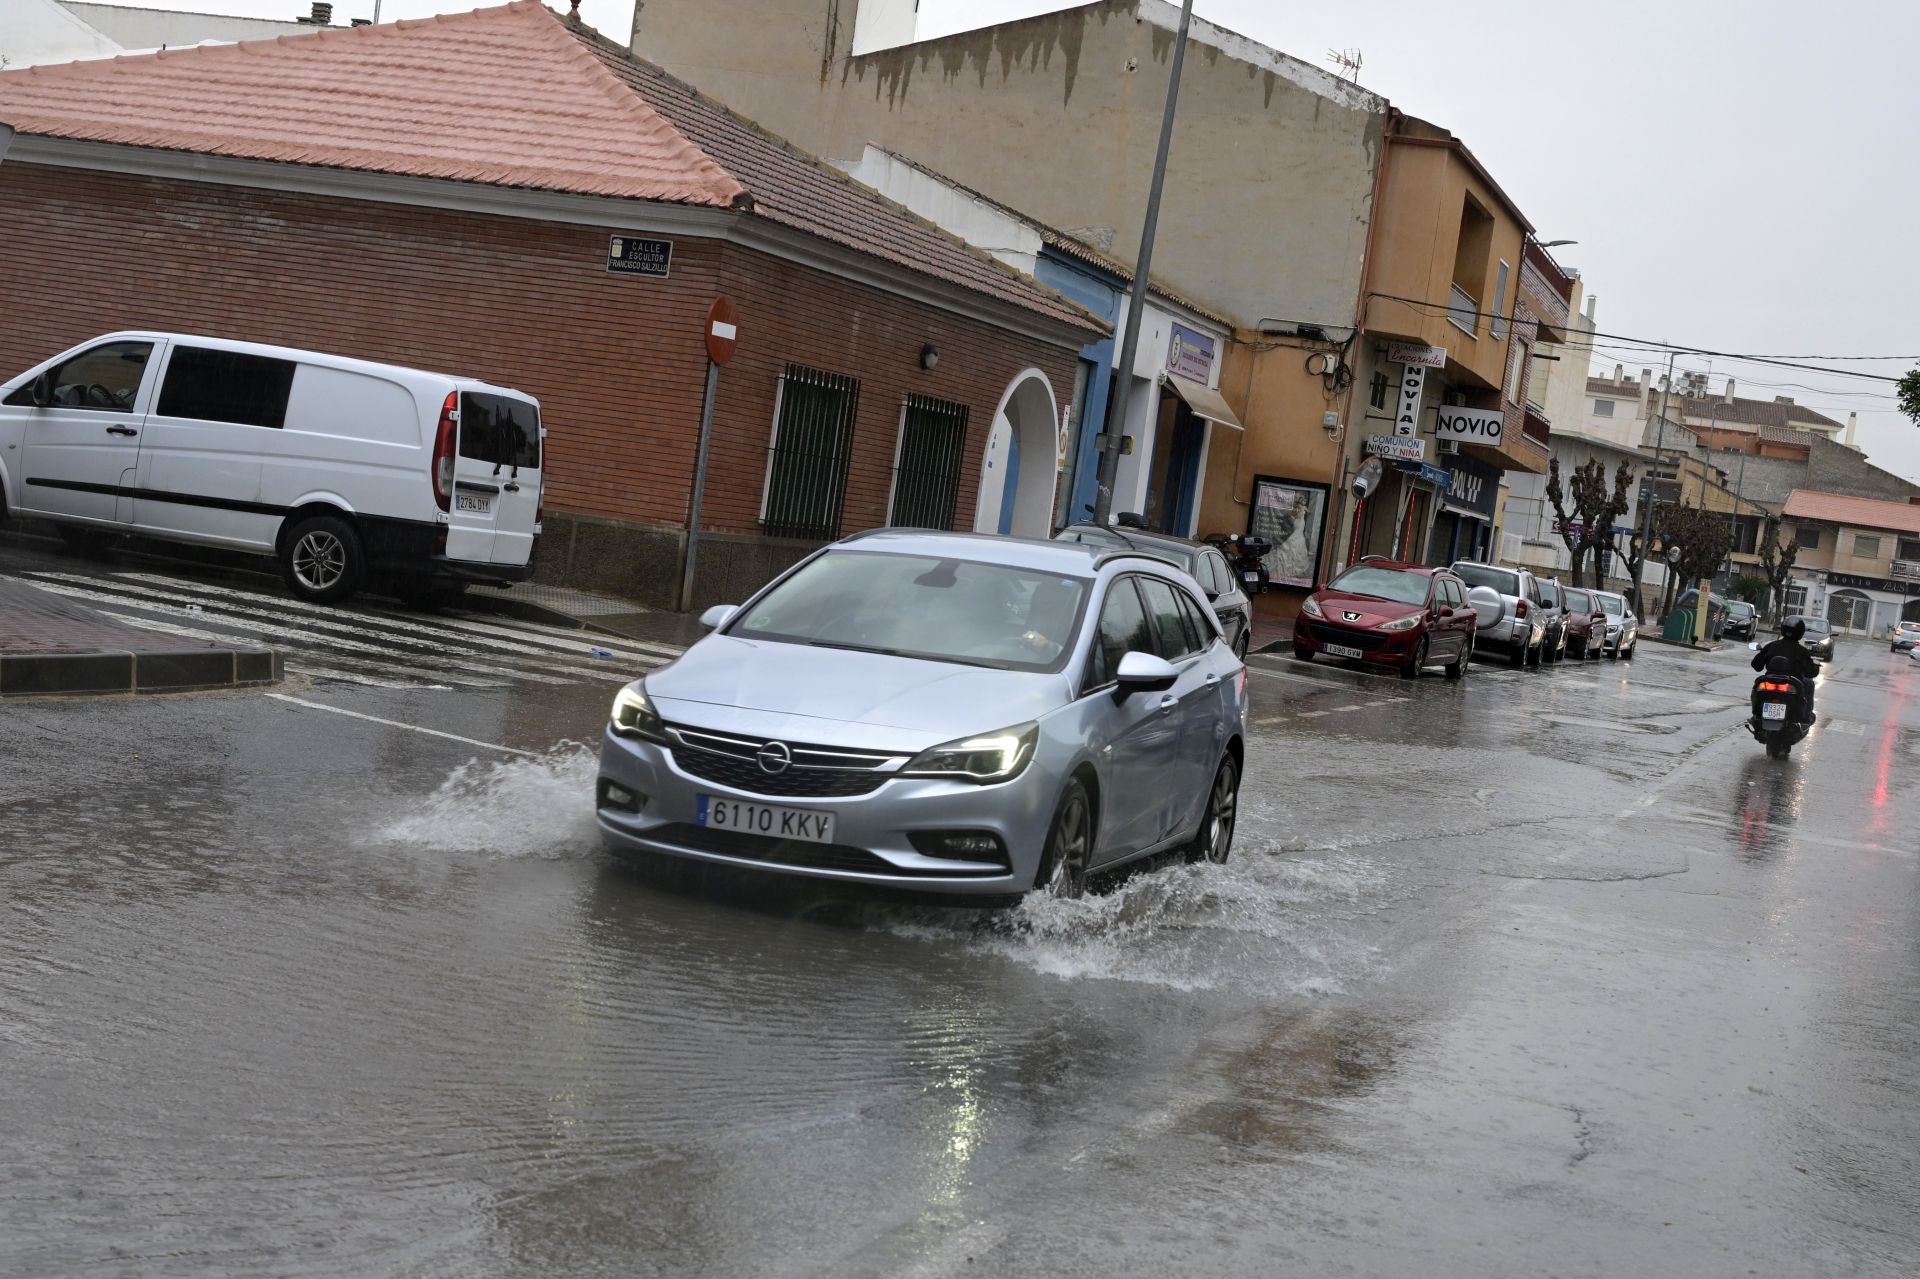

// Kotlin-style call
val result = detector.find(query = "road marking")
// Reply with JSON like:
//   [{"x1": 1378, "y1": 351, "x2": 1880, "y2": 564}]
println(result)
[
  {"x1": 1297, "y1": 710, "x2": 1329, "y2": 718},
  {"x1": 265, "y1": 694, "x2": 535, "y2": 756},
  {"x1": 28, "y1": 579, "x2": 550, "y2": 687},
  {"x1": 94, "y1": 609, "x2": 431, "y2": 690},
  {"x1": 1331, "y1": 704, "x2": 1366, "y2": 712}
]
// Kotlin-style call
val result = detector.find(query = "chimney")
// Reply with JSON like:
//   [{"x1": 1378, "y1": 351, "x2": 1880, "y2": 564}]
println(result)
[
  {"x1": 1585, "y1": 296, "x2": 1598, "y2": 320},
  {"x1": 1724, "y1": 378, "x2": 1735, "y2": 403},
  {"x1": 1613, "y1": 364, "x2": 1623, "y2": 382},
  {"x1": 1845, "y1": 412, "x2": 1858, "y2": 447},
  {"x1": 1773, "y1": 396, "x2": 1794, "y2": 405},
  {"x1": 297, "y1": 2, "x2": 332, "y2": 25}
]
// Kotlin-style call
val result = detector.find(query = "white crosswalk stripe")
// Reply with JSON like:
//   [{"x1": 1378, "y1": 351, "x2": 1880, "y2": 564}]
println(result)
[{"x1": 20, "y1": 568, "x2": 684, "y2": 691}]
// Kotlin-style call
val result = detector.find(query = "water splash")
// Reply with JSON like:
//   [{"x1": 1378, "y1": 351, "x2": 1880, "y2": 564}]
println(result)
[
  {"x1": 889, "y1": 850, "x2": 1386, "y2": 992},
  {"x1": 380, "y1": 743, "x2": 600, "y2": 858}
]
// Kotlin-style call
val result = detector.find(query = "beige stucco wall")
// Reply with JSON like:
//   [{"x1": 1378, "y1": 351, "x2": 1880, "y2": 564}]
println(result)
[{"x1": 629, "y1": 0, "x2": 1384, "y2": 331}]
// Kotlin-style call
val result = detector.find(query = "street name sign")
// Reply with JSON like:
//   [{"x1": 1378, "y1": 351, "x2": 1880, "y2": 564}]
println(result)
[{"x1": 607, "y1": 235, "x2": 673, "y2": 277}]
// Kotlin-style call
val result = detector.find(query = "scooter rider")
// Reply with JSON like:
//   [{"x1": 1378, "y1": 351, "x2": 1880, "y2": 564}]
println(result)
[{"x1": 1752, "y1": 618, "x2": 1819, "y2": 720}]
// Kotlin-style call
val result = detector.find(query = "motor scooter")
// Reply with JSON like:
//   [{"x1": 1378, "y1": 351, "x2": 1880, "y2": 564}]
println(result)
[
  {"x1": 1747, "y1": 648, "x2": 1811, "y2": 759},
  {"x1": 1210, "y1": 534, "x2": 1271, "y2": 595}
]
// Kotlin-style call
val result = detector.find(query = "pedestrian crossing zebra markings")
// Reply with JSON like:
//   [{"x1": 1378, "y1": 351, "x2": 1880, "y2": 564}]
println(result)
[{"x1": 16, "y1": 569, "x2": 682, "y2": 690}]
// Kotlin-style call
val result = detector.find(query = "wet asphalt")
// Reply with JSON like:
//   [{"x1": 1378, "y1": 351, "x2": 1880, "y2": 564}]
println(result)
[{"x1": 3, "y1": 579, "x2": 1917, "y2": 1278}]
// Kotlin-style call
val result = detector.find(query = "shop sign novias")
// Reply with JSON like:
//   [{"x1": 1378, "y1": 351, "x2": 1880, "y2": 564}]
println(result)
[
  {"x1": 1395, "y1": 364, "x2": 1425, "y2": 438},
  {"x1": 1168, "y1": 324, "x2": 1217, "y2": 382}
]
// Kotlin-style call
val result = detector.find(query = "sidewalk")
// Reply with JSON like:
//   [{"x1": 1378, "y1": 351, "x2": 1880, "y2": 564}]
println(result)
[
  {"x1": 0, "y1": 573, "x2": 279, "y2": 697},
  {"x1": 1250, "y1": 613, "x2": 1295, "y2": 654}
]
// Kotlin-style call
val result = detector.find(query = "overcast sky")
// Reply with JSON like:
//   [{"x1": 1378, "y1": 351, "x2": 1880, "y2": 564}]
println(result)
[{"x1": 79, "y1": 0, "x2": 1920, "y2": 482}]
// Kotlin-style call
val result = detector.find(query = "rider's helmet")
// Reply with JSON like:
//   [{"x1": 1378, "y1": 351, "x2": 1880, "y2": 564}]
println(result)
[{"x1": 1783, "y1": 618, "x2": 1807, "y2": 643}]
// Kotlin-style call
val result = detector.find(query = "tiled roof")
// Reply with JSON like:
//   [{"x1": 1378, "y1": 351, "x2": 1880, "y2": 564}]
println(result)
[
  {"x1": 574, "y1": 28, "x2": 1098, "y2": 332},
  {"x1": 0, "y1": 2, "x2": 746, "y2": 206},
  {"x1": 1781, "y1": 489, "x2": 1920, "y2": 535},
  {"x1": 0, "y1": 2, "x2": 1098, "y2": 333},
  {"x1": 1678, "y1": 396, "x2": 1842, "y2": 431},
  {"x1": 1586, "y1": 378, "x2": 1642, "y2": 398}
]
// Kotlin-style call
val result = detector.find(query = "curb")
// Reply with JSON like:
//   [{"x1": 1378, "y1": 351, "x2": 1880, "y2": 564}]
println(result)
[
  {"x1": 0, "y1": 645, "x2": 282, "y2": 698},
  {"x1": 461, "y1": 590, "x2": 593, "y2": 633}
]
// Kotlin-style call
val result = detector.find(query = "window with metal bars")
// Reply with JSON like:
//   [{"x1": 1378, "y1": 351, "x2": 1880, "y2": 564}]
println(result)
[
  {"x1": 762, "y1": 364, "x2": 860, "y2": 540},
  {"x1": 888, "y1": 394, "x2": 971, "y2": 530}
]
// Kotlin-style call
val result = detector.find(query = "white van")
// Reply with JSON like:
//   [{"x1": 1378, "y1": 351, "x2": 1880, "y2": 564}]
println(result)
[{"x1": 0, "y1": 332, "x2": 543, "y2": 604}]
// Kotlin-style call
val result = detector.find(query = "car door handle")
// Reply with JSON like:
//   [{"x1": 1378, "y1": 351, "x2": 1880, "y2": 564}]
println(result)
[
  {"x1": 1158, "y1": 694, "x2": 1179, "y2": 712},
  {"x1": 105, "y1": 425, "x2": 138, "y2": 436},
  {"x1": 1204, "y1": 674, "x2": 1220, "y2": 687},
  {"x1": 503, "y1": 482, "x2": 521, "y2": 493}
]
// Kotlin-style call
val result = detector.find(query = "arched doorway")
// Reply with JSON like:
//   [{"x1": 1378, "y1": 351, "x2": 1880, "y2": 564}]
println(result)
[
  {"x1": 973, "y1": 370, "x2": 1059, "y2": 538},
  {"x1": 1904, "y1": 597, "x2": 1920, "y2": 624}
]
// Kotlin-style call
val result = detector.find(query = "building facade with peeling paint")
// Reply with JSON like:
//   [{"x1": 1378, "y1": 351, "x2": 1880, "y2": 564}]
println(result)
[{"x1": 631, "y1": 0, "x2": 1386, "y2": 611}]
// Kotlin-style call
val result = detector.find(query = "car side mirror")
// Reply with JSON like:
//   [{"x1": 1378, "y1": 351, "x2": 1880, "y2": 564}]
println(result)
[
  {"x1": 1437, "y1": 605, "x2": 1454, "y2": 618},
  {"x1": 698, "y1": 604, "x2": 737, "y2": 631},
  {"x1": 1748, "y1": 641, "x2": 1760, "y2": 651},
  {"x1": 29, "y1": 372, "x2": 52, "y2": 409},
  {"x1": 1115, "y1": 651, "x2": 1177, "y2": 693}
]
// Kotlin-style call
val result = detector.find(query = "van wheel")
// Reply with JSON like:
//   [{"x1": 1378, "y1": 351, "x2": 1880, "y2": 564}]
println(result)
[{"x1": 281, "y1": 514, "x2": 365, "y2": 604}]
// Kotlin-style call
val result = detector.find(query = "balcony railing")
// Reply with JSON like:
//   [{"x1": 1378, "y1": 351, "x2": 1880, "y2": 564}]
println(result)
[{"x1": 1447, "y1": 284, "x2": 1478, "y2": 335}]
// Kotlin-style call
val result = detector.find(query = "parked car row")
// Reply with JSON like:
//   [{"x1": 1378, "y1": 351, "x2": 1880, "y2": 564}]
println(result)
[{"x1": 1293, "y1": 558, "x2": 1637, "y2": 678}]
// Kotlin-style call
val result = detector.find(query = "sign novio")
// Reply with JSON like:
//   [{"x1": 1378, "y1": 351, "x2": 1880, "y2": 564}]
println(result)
[{"x1": 1434, "y1": 405, "x2": 1504, "y2": 445}]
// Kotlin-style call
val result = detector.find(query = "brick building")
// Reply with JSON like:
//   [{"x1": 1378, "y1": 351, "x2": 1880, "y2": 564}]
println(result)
[{"x1": 0, "y1": 2, "x2": 1097, "y2": 607}]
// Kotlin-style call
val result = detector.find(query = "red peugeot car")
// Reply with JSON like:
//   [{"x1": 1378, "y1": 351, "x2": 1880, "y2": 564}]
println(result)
[{"x1": 1294, "y1": 560, "x2": 1478, "y2": 680}]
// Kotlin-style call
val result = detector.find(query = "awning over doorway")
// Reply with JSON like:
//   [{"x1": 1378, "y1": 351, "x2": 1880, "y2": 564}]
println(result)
[{"x1": 1164, "y1": 374, "x2": 1243, "y2": 431}]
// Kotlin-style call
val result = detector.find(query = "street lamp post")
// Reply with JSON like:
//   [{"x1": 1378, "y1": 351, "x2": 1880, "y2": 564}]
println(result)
[
  {"x1": 1090, "y1": 0, "x2": 1196, "y2": 527},
  {"x1": 1632, "y1": 351, "x2": 1678, "y2": 618}
]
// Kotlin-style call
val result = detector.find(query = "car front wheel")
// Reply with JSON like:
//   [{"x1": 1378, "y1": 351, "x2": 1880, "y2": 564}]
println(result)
[
  {"x1": 1037, "y1": 779, "x2": 1094, "y2": 899},
  {"x1": 1186, "y1": 755, "x2": 1239, "y2": 865}
]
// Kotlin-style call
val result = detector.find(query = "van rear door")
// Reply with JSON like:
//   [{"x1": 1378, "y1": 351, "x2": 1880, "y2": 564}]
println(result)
[{"x1": 450, "y1": 390, "x2": 541, "y2": 568}]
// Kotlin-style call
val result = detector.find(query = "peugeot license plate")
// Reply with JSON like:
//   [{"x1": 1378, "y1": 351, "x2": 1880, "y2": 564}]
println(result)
[
  {"x1": 698, "y1": 796, "x2": 835, "y2": 843},
  {"x1": 455, "y1": 492, "x2": 492, "y2": 514},
  {"x1": 1325, "y1": 643, "x2": 1364, "y2": 660},
  {"x1": 1762, "y1": 702, "x2": 1788, "y2": 721}
]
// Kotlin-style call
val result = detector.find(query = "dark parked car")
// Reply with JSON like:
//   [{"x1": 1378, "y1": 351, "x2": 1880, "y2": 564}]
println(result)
[
  {"x1": 1537, "y1": 578, "x2": 1572, "y2": 665},
  {"x1": 1055, "y1": 523, "x2": 1254, "y2": 657},
  {"x1": 1723, "y1": 599, "x2": 1758, "y2": 641},
  {"x1": 1781, "y1": 613, "x2": 1836, "y2": 661},
  {"x1": 1295, "y1": 560, "x2": 1476, "y2": 680},
  {"x1": 1561, "y1": 586, "x2": 1608, "y2": 658}
]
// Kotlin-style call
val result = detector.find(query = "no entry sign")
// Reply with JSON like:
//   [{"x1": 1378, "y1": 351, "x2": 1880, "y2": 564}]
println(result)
[{"x1": 706, "y1": 296, "x2": 740, "y2": 365}]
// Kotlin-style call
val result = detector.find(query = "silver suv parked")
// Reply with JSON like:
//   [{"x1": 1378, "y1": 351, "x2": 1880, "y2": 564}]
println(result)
[
  {"x1": 597, "y1": 530, "x2": 1249, "y2": 900},
  {"x1": 1451, "y1": 561, "x2": 1545, "y2": 667}
]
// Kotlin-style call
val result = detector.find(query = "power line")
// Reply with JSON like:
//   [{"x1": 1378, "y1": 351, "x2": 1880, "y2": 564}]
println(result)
[{"x1": 1367, "y1": 292, "x2": 1907, "y2": 384}]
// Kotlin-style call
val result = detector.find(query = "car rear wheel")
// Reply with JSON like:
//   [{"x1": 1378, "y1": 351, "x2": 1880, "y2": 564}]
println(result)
[
  {"x1": 1621, "y1": 642, "x2": 1635, "y2": 661},
  {"x1": 281, "y1": 514, "x2": 365, "y2": 604},
  {"x1": 1037, "y1": 780, "x2": 1093, "y2": 899},
  {"x1": 1185, "y1": 755, "x2": 1239, "y2": 865}
]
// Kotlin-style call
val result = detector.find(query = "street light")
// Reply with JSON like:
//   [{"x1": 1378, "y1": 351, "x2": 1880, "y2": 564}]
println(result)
[{"x1": 1537, "y1": 239, "x2": 1578, "y2": 248}]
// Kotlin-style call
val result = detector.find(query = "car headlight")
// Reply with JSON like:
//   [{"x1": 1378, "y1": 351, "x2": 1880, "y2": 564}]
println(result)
[
  {"x1": 1302, "y1": 596, "x2": 1324, "y2": 618},
  {"x1": 902, "y1": 722, "x2": 1037, "y2": 783},
  {"x1": 610, "y1": 681, "x2": 667, "y2": 742},
  {"x1": 1379, "y1": 613, "x2": 1422, "y2": 631}
]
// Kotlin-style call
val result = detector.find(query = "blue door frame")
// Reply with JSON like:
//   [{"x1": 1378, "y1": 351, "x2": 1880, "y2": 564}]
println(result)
[{"x1": 1034, "y1": 253, "x2": 1121, "y2": 527}]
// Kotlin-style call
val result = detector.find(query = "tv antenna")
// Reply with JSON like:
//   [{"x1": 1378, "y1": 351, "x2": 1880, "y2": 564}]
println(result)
[{"x1": 1326, "y1": 48, "x2": 1364, "y2": 83}]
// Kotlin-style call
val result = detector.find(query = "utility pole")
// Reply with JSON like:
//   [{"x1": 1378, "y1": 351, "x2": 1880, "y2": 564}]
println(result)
[
  {"x1": 1090, "y1": 0, "x2": 1195, "y2": 526},
  {"x1": 1632, "y1": 350, "x2": 1677, "y2": 618}
]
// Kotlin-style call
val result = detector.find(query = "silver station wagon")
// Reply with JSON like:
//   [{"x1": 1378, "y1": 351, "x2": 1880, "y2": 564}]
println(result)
[{"x1": 596, "y1": 530, "x2": 1248, "y2": 898}]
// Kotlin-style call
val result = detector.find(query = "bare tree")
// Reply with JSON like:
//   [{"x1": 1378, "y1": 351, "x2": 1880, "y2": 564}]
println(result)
[
  {"x1": 1755, "y1": 514, "x2": 1801, "y2": 623},
  {"x1": 1545, "y1": 458, "x2": 1634, "y2": 590},
  {"x1": 1653, "y1": 505, "x2": 1735, "y2": 618}
]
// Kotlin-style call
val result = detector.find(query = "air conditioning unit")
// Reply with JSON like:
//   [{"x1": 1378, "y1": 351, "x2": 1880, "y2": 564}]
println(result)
[{"x1": 1437, "y1": 439, "x2": 1459, "y2": 455}]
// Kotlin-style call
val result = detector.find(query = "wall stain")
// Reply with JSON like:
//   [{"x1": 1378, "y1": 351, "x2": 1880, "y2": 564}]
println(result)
[
  {"x1": 849, "y1": 5, "x2": 1104, "y2": 109},
  {"x1": 820, "y1": 0, "x2": 840, "y2": 84},
  {"x1": 1261, "y1": 69, "x2": 1276, "y2": 110}
]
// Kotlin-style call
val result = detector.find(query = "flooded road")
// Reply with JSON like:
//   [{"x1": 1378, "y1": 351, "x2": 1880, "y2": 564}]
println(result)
[{"x1": 4, "y1": 628, "x2": 1917, "y2": 1277}]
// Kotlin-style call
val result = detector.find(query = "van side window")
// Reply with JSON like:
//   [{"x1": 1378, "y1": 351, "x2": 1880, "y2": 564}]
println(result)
[
  {"x1": 3, "y1": 341, "x2": 153, "y2": 411},
  {"x1": 158, "y1": 347, "x2": 296, "y2": 428}
]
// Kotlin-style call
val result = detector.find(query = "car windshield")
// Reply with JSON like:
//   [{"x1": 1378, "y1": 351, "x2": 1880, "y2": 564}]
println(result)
[
  {"x1": 1564, "y1": 588, "x2": 1591, "y2": 610},
  {"x1": 1453, "y1": 564, "x2": 1519, "y2": 595},
  {"x1": 1328, "y1": 566, "x2": 1430, "y2": 606},
  {"x1": 1800, "y1": 617, "x2": 1831, "y2": 634},
  {"x1": 1728, "y1": 601, "x2": 1754, "y2": 617},
  {"x1": 1598, "y1": 594, "x2": 1624, "y2": 617},
  {"x1": 729, "y1": 550, "x2": 1089, "y2": 672},
  {"x1": 1902, "y1": 622, "x2": 1920, "y2": 633}
]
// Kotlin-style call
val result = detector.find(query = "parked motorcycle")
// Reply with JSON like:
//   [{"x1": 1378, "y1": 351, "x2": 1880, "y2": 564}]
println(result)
[
  {"x1": 1207, "y1": 533, "x2": 1272, "y2": 595},
  {"x1": 1747, "y1": 649, "x2": 1812, "y2": 759}
]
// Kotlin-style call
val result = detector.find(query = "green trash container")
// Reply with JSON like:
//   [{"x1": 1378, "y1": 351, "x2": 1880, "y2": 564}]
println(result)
[{"x1": 1663, "y1": 608, "x2": 1696, "y2": 642}]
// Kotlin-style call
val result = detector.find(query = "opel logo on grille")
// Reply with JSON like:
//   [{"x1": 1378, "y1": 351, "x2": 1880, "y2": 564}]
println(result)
[
  {"x1": 1342, "y1": 610, "x2": 1362, "y2": 622},
  {"x1": 756, "y1": 741, "x2": 793, "y2": 774}
]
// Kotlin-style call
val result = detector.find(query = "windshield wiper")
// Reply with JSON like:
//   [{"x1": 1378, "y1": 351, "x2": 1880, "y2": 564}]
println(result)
[{"x1": 807, "y1": 640, "x2": 903, "y2": 656}]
